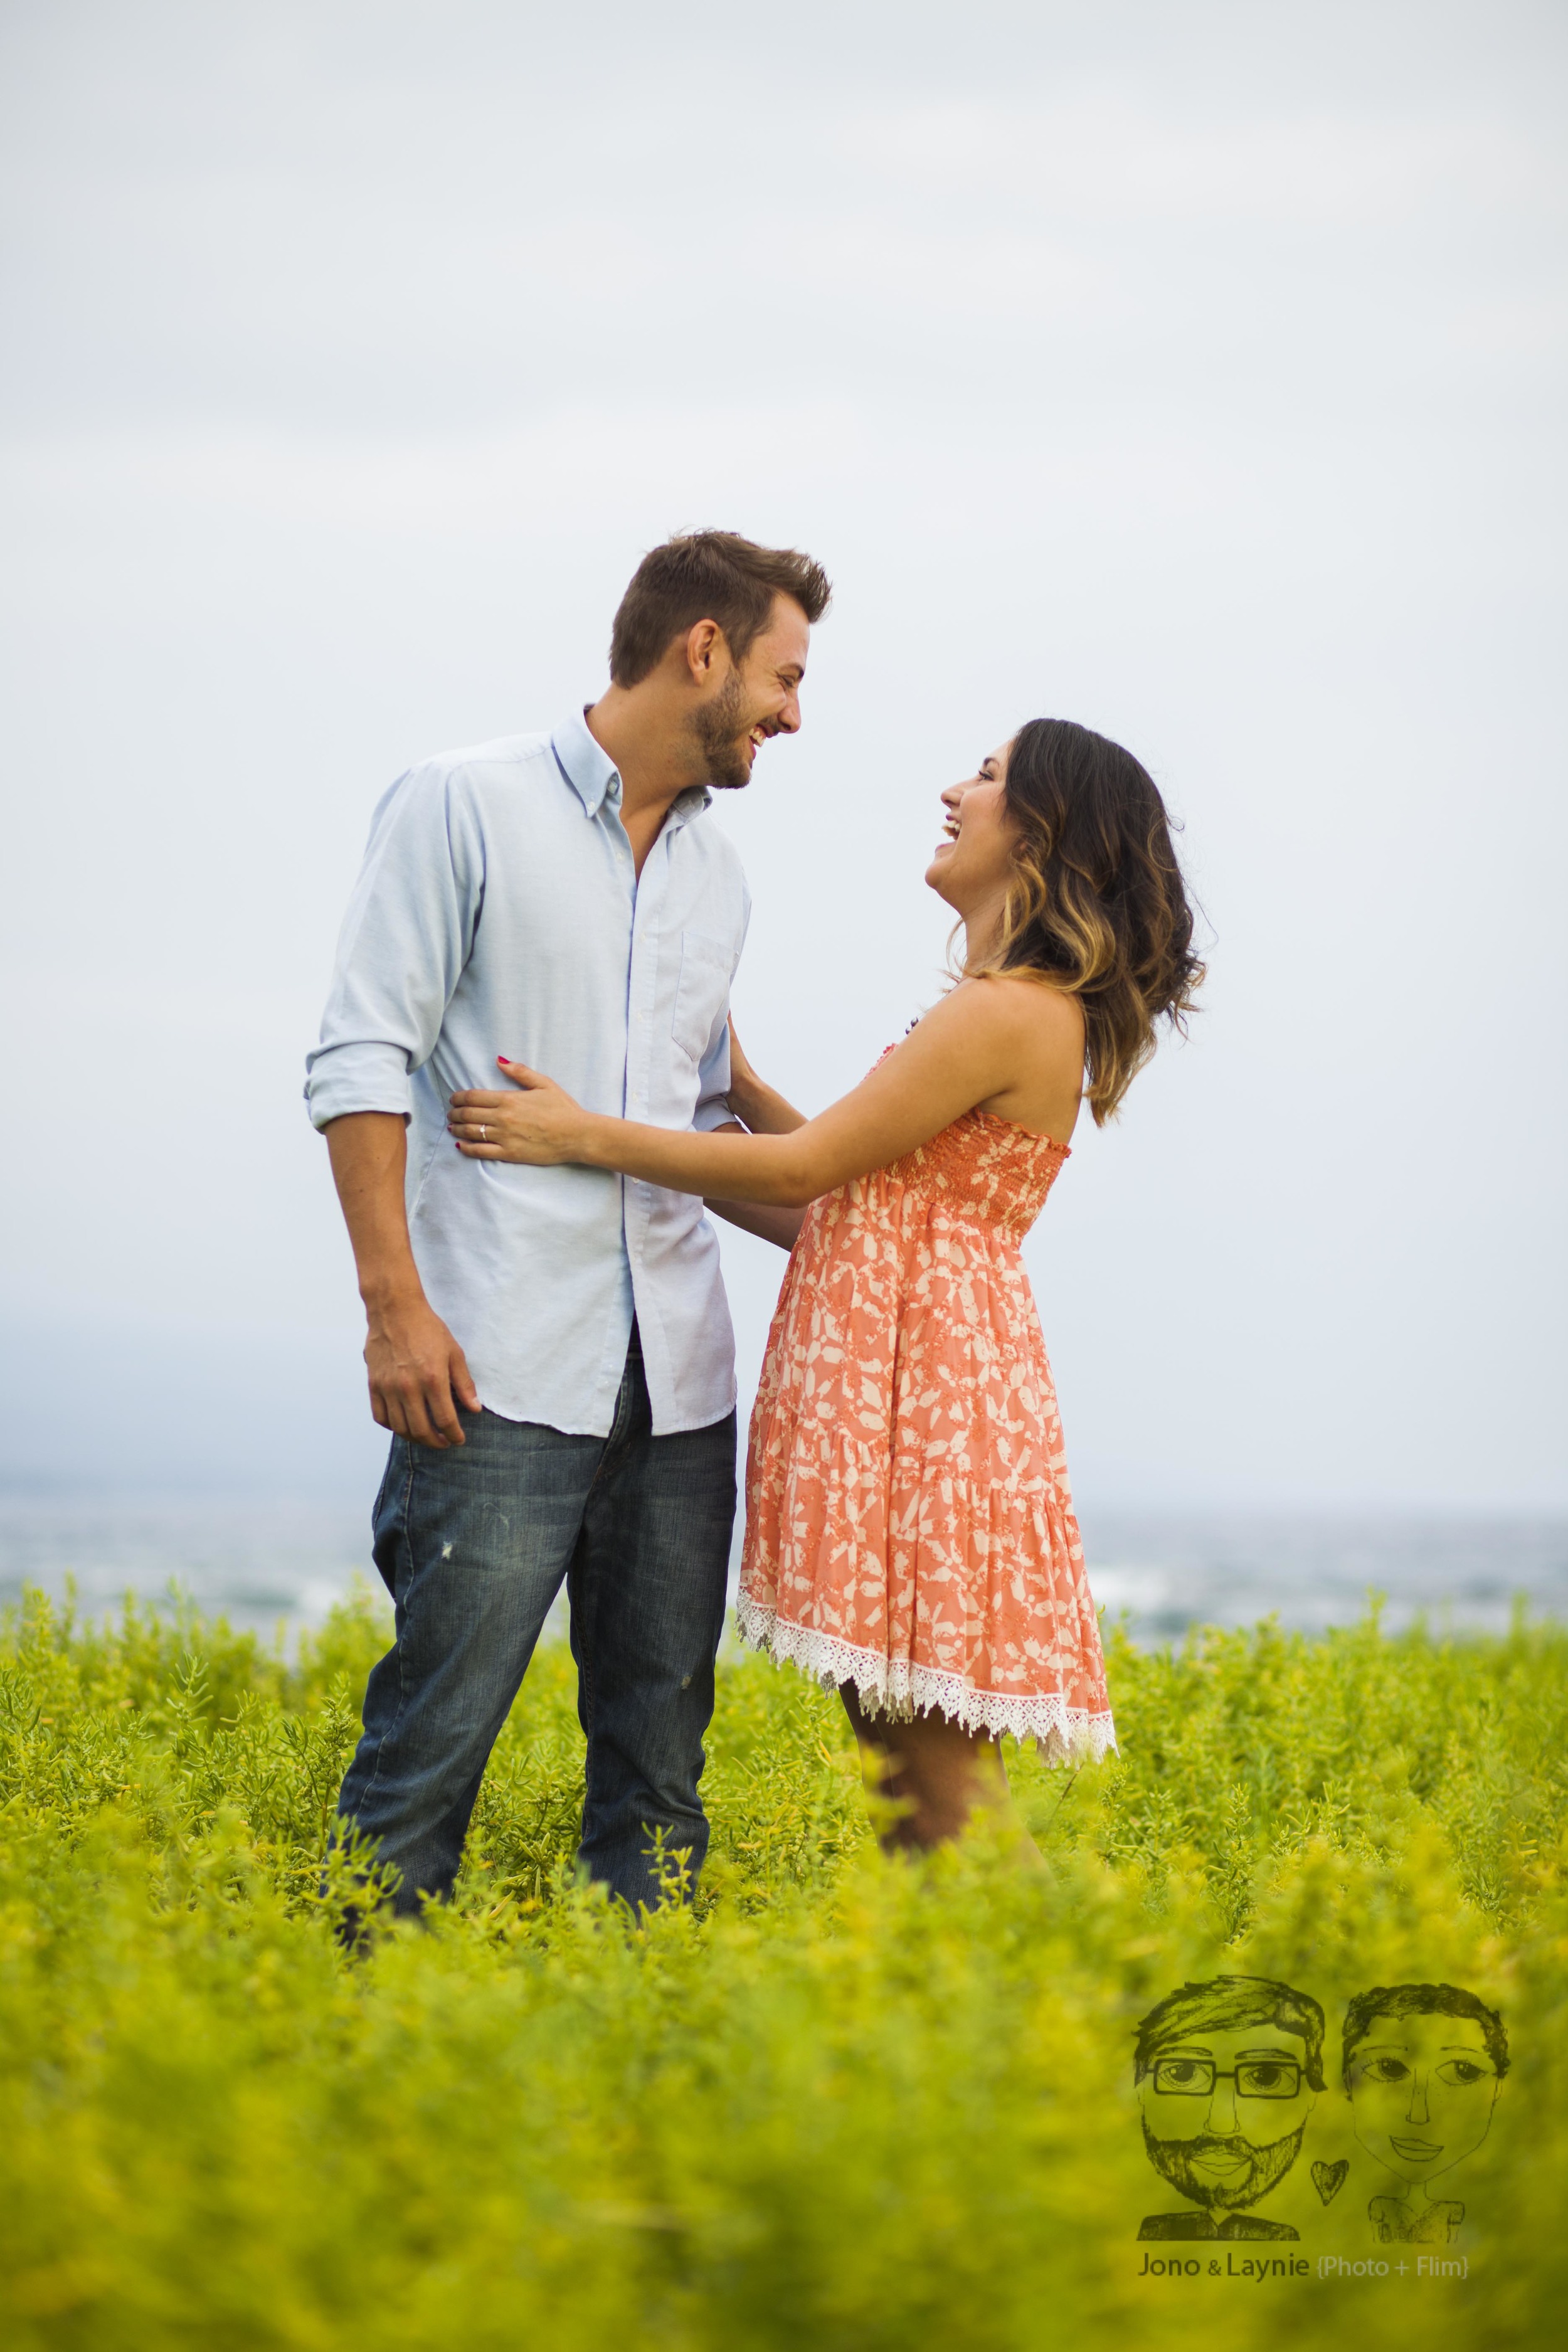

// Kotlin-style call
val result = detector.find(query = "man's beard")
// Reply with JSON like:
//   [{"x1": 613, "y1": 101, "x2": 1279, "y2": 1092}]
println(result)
[
  {"x1": 1142, "y1": 2121, "x2": 1306, "y2": 2213},
  {"x1": 687, "y1": 674, "x2": 753, "y2": 791}
]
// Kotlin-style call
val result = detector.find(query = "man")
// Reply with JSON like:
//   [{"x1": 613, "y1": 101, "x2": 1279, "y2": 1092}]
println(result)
[
  {"x1": 306, "y1": 529, "x2": 832, "y2": 1919},
  {"x1": 1341, "y1": 1981, "x2": 1507, "y2": 2243},
  {"x1": 1131, "y1": 1975, "x2": 1325, "y2": 2240}
]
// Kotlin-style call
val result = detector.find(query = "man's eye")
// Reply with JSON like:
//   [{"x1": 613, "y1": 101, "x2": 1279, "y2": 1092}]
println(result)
[
  {"x1": 1365, "y1": 2058, "x2": 1409, "y2": 2083},
  {"x1": 1246, "y1": 2065, "x2": 1285, "y2": 2089},
  {"x1": 1162, "y1": 2063, "x2": 1202, "y2": 2085}
]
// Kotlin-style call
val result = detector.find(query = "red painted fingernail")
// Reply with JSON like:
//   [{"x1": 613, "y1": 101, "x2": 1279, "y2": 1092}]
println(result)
[{"x1": 496, "y1": 1056, "x2": 509, "y2": 1067}]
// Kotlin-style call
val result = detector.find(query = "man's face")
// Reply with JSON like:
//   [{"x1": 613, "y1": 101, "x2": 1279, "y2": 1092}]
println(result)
[
  {"x1": 1345, "y1": 2013, "x2": 1500, "y2": 2188},
  {"x1": 1139, "y1": 2024, "x2": 1316, "y2": 2213},
  {"x1": 687, "y1": 593, "x2": 810, "y2": 790}
]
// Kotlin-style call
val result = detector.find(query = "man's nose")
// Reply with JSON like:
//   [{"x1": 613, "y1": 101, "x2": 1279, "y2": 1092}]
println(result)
[
  {"x1": 776, "y1": 692, "x2": 801, "y2": 734},
  {"x1": 1406, "y1": 2071, "x2": 1432, "y2": 2126},
  {"x1": 1205, "y1": 2079, "x2": 1239, "y2": 2135}
]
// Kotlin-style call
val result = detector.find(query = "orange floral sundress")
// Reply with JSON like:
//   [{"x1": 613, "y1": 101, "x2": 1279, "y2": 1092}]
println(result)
[{"x1": 736, "y1": 1072, "x2": 1115, "y2": 1762}]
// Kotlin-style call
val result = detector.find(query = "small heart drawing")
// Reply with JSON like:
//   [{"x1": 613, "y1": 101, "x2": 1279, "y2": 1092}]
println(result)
[{"x1": 1311, "y1": 2160, "x2": 1350, "y2": 2205}]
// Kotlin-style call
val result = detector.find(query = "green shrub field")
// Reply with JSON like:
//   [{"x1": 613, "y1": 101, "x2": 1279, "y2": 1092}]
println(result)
[{"x1": 2, "y1": 1584, "x2": 1564, "y2": 2350}]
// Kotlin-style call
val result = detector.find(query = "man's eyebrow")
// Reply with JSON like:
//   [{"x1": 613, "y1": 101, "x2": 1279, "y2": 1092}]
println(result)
[
  {"x1": 1152, "y1": 2041, "x2": 1214, "y2": 2057},
  {"x1": 1235, "y1": 2045, "x2": 1301, "y2": 2058}
]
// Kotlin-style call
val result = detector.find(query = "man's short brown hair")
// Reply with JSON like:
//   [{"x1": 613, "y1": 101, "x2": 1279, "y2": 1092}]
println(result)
[{"x1": 608, "y1": 530, "x2": 832, "y2": 687}]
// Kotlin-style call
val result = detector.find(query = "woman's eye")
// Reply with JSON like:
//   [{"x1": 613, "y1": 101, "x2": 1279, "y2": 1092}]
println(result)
[
  {"x1": 1438, "y1": 2060, "x2": 1487, "y2": 2086},
  {"x1": 1365, "y1": 2058, "x2": 1409, "y2": 2083}
]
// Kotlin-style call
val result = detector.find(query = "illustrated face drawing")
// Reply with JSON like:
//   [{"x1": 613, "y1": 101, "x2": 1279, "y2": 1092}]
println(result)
[
  {"x1": 1343, "y1": 1984, "x2": 1506, "y2": 2194},
  {"x1": 1135, "y1": 1976, "x2": 1324, "y2": 2217}
]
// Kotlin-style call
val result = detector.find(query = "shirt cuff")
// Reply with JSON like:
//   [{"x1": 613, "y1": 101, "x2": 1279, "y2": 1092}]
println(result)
[
  {"x1": 304, "y1": 1041, "x2": 414, "y2": 1130},
  {"x1": 692, "y1": 1094, "x2": 738, "y2": 1133}
]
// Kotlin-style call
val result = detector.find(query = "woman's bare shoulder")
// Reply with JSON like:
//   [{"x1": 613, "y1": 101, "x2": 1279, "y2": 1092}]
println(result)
[
  {"x1": 951, "y1": 973, "x2": 1085, "y2": 1137},
  {"x1": 937, "y1": 970, "x2": 1084, "y2": 1046}
]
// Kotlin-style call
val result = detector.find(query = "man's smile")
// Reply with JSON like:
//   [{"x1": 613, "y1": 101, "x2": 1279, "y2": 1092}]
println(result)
[{"x1": 1189, "y1": 2149, "x2": 1251, "y2": 2181}]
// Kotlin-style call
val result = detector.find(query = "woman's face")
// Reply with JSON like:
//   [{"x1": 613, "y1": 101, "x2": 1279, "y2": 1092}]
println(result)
[
  {"x1": 1345, "y1": 2013, "x2": 1502, "y2": 2188},
  {"x1": 926, "y1": 740, "x2": 1021, "y2": 914}
]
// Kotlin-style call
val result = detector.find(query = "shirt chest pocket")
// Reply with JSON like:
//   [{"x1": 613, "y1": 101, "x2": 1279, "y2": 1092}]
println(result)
[{"x1": 670, "y1": 928, "x2": 736, "y2": 1063}]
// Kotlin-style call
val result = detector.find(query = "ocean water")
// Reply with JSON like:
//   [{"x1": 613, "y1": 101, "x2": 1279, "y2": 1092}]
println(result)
[
  {"x1": 1, "y1": 1490, "x2": 1564, "y2": 1649},
  {"x1": 1079, "y1": 1510, "x2": 1568, "y2": 1644}
]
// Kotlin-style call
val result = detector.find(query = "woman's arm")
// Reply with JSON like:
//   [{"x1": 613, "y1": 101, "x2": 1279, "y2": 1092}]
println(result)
[
  {"x1": 702, "y1": 1024, "x2": 809, "y2": 1237},
  {"x1": 450, "y1": 980, "x2": 1068, "y2": 1206}
]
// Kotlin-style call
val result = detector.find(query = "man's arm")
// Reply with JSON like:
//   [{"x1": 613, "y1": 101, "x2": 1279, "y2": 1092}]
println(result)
[
  {"x1": 702, "y1": 1120, "x2": 807, "y2": 1250},
  {"x1": 326, "y1": 1112, "x2": 479, "y2": 1448}
]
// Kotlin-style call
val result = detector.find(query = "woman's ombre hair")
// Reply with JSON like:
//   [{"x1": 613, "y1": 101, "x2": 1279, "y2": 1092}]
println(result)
[{"x1": 969, "y1": 718, "x2": 1204, "y2": 1124}]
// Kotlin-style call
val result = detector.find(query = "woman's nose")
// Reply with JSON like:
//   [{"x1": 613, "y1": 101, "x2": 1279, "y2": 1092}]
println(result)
[{"x1": 1406, "y1": 2072, "x2": 1432, "y2": 2126}]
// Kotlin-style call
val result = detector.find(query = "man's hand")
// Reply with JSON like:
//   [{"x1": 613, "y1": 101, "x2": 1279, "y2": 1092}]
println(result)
[{"x1": 364, "y1": 1292, "x2": 480, "y2": 1448}]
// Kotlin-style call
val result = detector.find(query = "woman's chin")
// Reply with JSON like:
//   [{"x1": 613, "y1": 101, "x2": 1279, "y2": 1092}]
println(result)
[{"x1": 924, "y1": 858, "x2": 956, "y2": 900}]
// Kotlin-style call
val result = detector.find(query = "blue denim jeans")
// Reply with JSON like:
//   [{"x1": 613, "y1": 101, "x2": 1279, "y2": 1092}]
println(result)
[{"x1": 334, "y1": 1327, "x2": 736, "y2": 1914}]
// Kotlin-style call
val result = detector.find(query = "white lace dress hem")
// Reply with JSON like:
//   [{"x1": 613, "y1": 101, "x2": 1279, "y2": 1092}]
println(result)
[{"x1": 734, "y1": 1592, "x2": 1118, "y2": 1765}]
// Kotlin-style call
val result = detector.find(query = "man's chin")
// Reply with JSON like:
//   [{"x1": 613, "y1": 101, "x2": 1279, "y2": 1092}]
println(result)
[
  {"x1": 1142, "y1": 2122, "x2": 1305, "y2": 2213},
  {"x1": 704, "y1": 748, "x2": 754, "y2": 793}
]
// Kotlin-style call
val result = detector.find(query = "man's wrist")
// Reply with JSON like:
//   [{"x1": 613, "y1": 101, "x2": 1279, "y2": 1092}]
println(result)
[{"x1": 361, "y1": 1273, "x2": 430, "y2": 1322}]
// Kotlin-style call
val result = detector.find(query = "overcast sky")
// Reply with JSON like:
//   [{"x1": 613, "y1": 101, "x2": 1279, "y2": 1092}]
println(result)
[{"x1": 1, "y1": 0, "x2": 1564, "y2": 1512}]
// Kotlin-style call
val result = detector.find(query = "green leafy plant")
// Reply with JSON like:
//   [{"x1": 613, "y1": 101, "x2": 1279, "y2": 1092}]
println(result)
[{"x1": 0, "y1": 1584, "x2": 1562, "y2": 2349}]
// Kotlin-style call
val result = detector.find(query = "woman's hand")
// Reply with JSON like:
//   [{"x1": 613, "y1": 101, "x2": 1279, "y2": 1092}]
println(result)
[
  {"x1": 725, "y1": 1018, "x2": 807, "y2": 1136},
  {"x1": 448, "y1": 1059, "x2": 595, "y2": 1163},
  {"x1": 726, "y1": 1017, "x2": 760, "y2": 1094}
]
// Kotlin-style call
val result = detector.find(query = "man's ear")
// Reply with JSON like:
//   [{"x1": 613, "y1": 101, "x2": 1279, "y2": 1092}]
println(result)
[{"x1": 684, "y1": 618, "x2": 724, "y2": 682}]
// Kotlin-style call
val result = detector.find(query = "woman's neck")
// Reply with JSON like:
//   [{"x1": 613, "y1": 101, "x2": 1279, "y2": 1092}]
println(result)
[{"x1": 960, "y1": 891, "x2": 1010, "y2": 970}]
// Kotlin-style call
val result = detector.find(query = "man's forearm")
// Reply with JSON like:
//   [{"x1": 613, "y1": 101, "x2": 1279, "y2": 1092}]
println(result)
[
  {"x1": 324, "y1": 1112, "x2": 479, "y2": 1447},
  {"x1": 325, "y1": 1112, "x2": 423, "y2": 1306},
  {"x1": 705, "y1": 1198, "x2": 807, "y2": 1249}
]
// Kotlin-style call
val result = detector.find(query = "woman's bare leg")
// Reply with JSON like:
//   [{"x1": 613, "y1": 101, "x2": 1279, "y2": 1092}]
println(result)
[{"x1": 840, "y1": 1686, "x2": 1042, "y2": 1863}]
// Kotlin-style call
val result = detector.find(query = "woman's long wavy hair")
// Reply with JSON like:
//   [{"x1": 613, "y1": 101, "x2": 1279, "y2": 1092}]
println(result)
[{"x1": 965, "y1": 718, "x2": 1204, "y2": 1124}]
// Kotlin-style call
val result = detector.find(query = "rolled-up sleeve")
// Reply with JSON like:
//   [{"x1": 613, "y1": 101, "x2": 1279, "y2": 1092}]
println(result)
[
  {"x1": 305, "y1": 763, "x2": 484, "y2": 1130},
  {"x1": 692, "y1": 1021, "x2": 734, "y2": 1132},
  {"x1": 690, "y1": 874, "x2": 747, "y2": 1133}
]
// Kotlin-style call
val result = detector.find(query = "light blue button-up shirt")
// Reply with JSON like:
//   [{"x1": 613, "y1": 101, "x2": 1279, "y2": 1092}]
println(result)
[{"x1": 305, "y1": 711, "x2": 749, "y2": 1436}]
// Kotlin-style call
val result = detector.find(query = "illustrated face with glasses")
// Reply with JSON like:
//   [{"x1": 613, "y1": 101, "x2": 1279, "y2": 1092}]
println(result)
[
  {"x1": 1151, "y1": 2053, "x2": 1306, "y2": 2102},
  {"x1": 1140, "y1": 2028, "x2": 1318, "y2": 2208},
  {"x1": 1133, "y1": 1977, "x2": 1325, "y2": 2235}
]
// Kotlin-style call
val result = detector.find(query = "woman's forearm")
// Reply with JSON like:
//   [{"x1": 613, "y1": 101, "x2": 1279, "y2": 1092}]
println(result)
[
  {"x1": 580, "y1": 1115, "x2": 815, "y2": 1205},
  {"x1": 728, "y1": 1071, "x2": 807, "y2": 1136}
]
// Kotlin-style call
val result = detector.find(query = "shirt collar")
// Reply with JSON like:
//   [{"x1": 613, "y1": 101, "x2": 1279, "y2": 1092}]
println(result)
[{"x1": 551, "y1": 707, "x2": 712, "y2": 829}]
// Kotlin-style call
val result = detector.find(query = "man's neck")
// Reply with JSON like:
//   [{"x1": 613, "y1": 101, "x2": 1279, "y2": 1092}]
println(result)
[{"x1": 585, "y1": 688, "x2": 706, "y2": 832}]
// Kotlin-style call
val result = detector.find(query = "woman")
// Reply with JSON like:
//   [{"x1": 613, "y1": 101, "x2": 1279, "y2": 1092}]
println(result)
[{"x1": 448, "y1": 719, "x2": 1202, "y2": 1855}]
